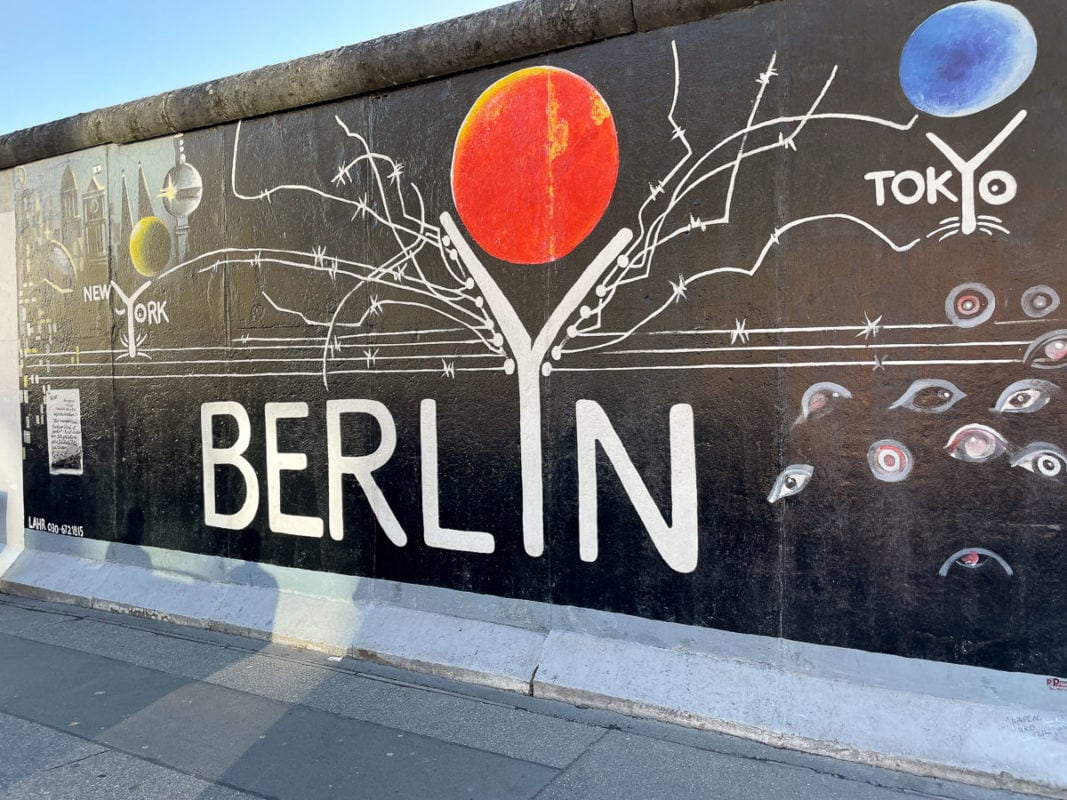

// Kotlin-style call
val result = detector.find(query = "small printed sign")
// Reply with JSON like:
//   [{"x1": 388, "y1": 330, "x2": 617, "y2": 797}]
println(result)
[{"x1": 46, "y1": 388, "x2": 84, "y2": 475}]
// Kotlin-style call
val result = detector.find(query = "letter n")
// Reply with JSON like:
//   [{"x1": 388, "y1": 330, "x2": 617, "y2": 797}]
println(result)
[{"x1": 576, "y1": 400, "x2": 698, "y2": 573}]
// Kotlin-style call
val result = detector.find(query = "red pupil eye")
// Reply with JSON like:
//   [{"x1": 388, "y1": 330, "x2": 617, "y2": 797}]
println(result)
[
  {"x1": 1045, "y1": 340, "x2": 1067, "y2": 360},
  {"x1": 876, "y1": 446, "x2": 906, "y2": 471}
]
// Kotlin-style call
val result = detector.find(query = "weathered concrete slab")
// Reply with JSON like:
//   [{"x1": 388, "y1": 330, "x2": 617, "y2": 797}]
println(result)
[
  {"x1": 0, "y1": 745, "x2": 260, "y2": 800},
  {"x1": 3, "y1": 543, "x2": 1066, "y2": 796},
  {"x1": 0, "y1": 595, "x2": 1047, "y2": 800},
  {"x1": 0, "y1": 713, "x2": 107, "y2": 791},
  {"x1": 532, "y1": 629, "x2": 1067, "y2": 795},
  {"x1": 0, "y1": 597, "x2": 603, "y2": 769},
  {"x1": 632, "y1": 0, "x2": 771, "y2": 31},
  {"x1": 535, "y1": 729, "x2": 929, "y2": 800},
  {"x1": 0, "y1": 632, "x2": 560, "y2": 800},
  {"x1": 350, "y1": 604, "x2": 544, "y2": 693},
  {"x1": 0, "y1": 711, "x2": 259, "y2": 799}
]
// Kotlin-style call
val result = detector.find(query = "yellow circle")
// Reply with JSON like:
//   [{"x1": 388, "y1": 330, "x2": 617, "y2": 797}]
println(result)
[{"x1": 129, "y1": 216, "x2": 171, "y2": 277}]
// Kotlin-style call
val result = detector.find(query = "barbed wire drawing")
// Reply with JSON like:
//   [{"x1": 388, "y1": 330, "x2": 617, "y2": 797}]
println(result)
[{"x1": 19, "y1": 39, "x2": 1059, "y2": 388}]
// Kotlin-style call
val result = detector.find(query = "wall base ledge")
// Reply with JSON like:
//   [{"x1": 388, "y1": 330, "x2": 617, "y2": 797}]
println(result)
[{"x1": 1, "y1": 537, "x2": 1064, "y2": 798}]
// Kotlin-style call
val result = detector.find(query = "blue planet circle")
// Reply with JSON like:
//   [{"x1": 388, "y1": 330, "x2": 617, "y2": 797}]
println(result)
[{"x1": 900, "y1": 1, "x2": 1036, "y2": 117}]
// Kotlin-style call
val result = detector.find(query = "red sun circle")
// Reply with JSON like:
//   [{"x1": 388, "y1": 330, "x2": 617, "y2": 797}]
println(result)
[{"x1": 451, "y1": 66, "x2": 619, "y2": 265}]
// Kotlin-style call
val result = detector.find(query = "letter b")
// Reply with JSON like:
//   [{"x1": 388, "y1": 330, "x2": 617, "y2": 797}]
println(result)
[{"x1": 201, "y1": 401, "x2": 259, "y2": 530}]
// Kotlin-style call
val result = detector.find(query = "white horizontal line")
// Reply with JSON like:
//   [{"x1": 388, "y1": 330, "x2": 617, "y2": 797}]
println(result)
[
  {"x1": 31, "y1": 366, "x2": 508, "y2": 380},
  {"x1": 551, "y1": 359, "x2": 1020, "y2": 372},
  {"x1": 602, "y1": 341, "x2": 1030, "y2": 356}
]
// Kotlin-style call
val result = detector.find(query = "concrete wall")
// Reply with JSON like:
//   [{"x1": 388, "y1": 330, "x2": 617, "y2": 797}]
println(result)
[
  {"x1": 0, "y1": 168, "x2": 23, "y2": 562},
  {"x1": 3, "y1": 0, "x2": 1067, "y2": 794}
]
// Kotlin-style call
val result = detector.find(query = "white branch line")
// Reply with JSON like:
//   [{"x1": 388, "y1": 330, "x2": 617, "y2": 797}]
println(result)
[
  {"x1": 623, "y1": 42, "x2": 703, "y2": 274},
  {"x1": 615, "y1": 50, "x2": 779, "y2": 289},
  {"x1": 614, "y1": 111, "x2": 917, "y2": 279},
  {"x1": 231, "y1": 120, "x2": 435, "y2": 245},
  {"x1": 352, "y1": 299, "x2": 504, "y2": 353},
  {"x1": 563, "y1": 214, "x2": 919, "y2": 355},
  {"x1": 334, "y1": 117, "x2": 466, "y2": 313},
  {"x1": 568, "y1": 44, "x2": 916, "y2": 354},
  {"x1": 231, "y1": 117, "x2": 507, "y2": 383},
  {"x1": 261, "y1": 290, "x2": 495, "y2": 343},
  {"x1": 194, "y1": 253, "x2": 476, "y2": 304}
]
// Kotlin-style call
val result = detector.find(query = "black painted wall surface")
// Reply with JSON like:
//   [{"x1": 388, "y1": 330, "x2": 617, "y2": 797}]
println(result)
[{"x1": 15, "y1": 0, "x2": 1067, "y2": 675}]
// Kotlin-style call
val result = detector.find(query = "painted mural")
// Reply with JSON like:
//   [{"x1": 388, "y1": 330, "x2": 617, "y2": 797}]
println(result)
[{"x1": 14, "y1": 0, "x2": 1067, "y2": 675}]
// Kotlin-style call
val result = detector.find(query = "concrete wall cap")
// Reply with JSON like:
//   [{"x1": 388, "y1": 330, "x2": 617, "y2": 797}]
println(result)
[{"x1": 0, "y1": 0, "x2": 772, "y2": 169}]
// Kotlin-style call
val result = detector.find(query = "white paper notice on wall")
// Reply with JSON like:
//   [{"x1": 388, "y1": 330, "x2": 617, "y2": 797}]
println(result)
[{"x1": 46, "y1": 389, "x2": 84, "y2": 476}]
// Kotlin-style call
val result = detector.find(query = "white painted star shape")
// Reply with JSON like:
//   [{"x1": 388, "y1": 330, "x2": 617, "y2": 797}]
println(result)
[
  {"x1": 731, "y1": 319, "x2": 750, "y2": 345},
  {"x1": 670, "y1": 275, "x2": 688, "y2": 304},
  {"x1": 856, "y1": 312, "x2": 883, "y2": 340}
]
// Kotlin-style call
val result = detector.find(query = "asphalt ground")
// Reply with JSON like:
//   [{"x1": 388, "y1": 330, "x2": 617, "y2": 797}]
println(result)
[{"x1": 0, "y1": 594, "x2": 1043, "y2": 800}]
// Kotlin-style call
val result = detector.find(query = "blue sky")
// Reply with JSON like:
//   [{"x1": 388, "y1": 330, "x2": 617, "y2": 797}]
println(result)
[{"x1": 0, "y1": 0, "x2": 504, "y2": 135}]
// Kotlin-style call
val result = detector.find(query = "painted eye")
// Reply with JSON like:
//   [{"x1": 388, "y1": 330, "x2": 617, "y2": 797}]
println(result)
[
  {"x1": 1021, "y1": 285, "x2": 1060, "y2": 318},
  {"x1": 992, "y1": 379, "x2": 1058, "y2": 414},
  {"x1": 938, "y1": 547, "x2": 1013, "y2": 577},
  {"x1": 1023, "y1": 329, "x2": 1067, "y2": 369},
  {"x1": 794, "y1": 382, "x2": 852, "y2": 426},
  {"x1": 888, "y1": 378, "x2": 966, "y2": 413},
  {"x1": 767, "y1": 464, "x2": 813, "y2": 503},
  {"x1": 1010, "y1": 442, "x2": 1067, "y2": 478},
  {"x1": 945, "y1": 424, "x2": 1010, "y2": 463},
  {"x1": 867, "y1": 439, "x2": 913, "y2": 482},
  {"x1": 945, "y1": 282, "x2": 995, "y2": 328},
  {"x1": 957, "y1": 550, "x2": 986, "y2": 569}
]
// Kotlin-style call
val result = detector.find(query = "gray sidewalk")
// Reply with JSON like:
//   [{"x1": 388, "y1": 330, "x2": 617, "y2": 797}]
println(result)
[{"x1": 0, "y1": 594, "x2": 1042, "y2": 800}]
